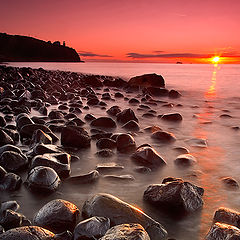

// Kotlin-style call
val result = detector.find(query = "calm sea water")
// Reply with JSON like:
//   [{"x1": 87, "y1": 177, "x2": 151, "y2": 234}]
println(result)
[{"x1": 2, "y1": 62, "x2": 240, "y2": 239}]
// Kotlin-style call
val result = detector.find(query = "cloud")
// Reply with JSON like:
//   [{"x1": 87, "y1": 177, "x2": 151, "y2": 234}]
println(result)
[
  {"x1": 78, "y1": 51, "x2": 113, "y2": 58},
  {"x1": 126, "y1": 52, "x2": 209, "y2": 59}
]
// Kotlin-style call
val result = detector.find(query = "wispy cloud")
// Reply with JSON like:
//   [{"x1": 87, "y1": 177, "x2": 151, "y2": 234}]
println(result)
[
  {"x1": 126, "y1": 52, "x2": 209, "y2": 59},
  {"x1": 78, "y1": 51, "x2": 113, "y2": 58}
]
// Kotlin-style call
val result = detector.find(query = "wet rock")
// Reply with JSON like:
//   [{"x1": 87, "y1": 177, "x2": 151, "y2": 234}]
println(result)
[
  {"x1": 144, "y1": 125, "x2": 162, "y2": 133},
  {"x1": 91, "y1": 132, "x2": 112, "y2": 141},
  {"x1": 25, "y1": 166, "x2": 61, "y2": 192},
  {"x1": 106, "y1": 106, "x2": 121, "y2": 116},
  {"x1": 205, "y1": 222, "x2": 240, "y2": 240},
  {"x1": 90, "y1": 117, "x2": 116, "y2": 129},
  {"x1": 0, "y1": 200, "x2": 20, "y2": 212},
  {"x1": 0, "y1": 167, "x2": 22, "y2": 191},
  {"x1": 160, "y1": 113, "x2": 183, "y2": 122},
  {"x1": 128, "y1": 73, "x2": 165, "y2": 88},
  {"x1": 20, "y1": 124, "x2": 52, "y2": 139},
  {"x1": 174, "y1": 154, "x2": 197, "y2": 167},
  {"x1": 67, "y1": 170, "x2": 99, "y2": 184},
  {"x1": 116, "y1": 134, "x2": 136, "y2": 153},
  {"x1": 0, "y1": 226, "x2": 57, "y2": 239},
  {"x1": 32, "y1": 143, "x2": 62, "y2": 155},
  {"x1": 168, "y1": 89, "x2": 181, "y2": 98},
  {"x1": 101, "y1": 223, "x2": 150, "y2": 240},
  {"x1": 96, "y1": 138, "x2": 116, "y2": 150},
  {"x1": 0, "y1": 225, "x2": 4, "y2": 234},
  {"x1": 122, "y1": 120, "x2": 140, "y2": 132},
  {"x1": 151, "y1": 130, "x2": 176, "y2": 143},
  {"x1": 185, "y1": 138, "x2": 207, "y2": 148},
  {"x1": 0, "y1": 144, "x2": 22, "y2": 155},
  {"x1": 61, "y1": 126, "x2": 91, "y2": 148},
  {"x1": 102, "y1": 93, "x2": 111, "y2": 100},
  {"x1": 173, "y1": 147, "x2": 189, "y2": 154},
  {"x1": 144, "y1": 87, "x2": 169, "y2": 97},
  {"x1": 132, "y1": 146, "x2": 166, "y2": 168},
  {"x1": 96, "y1": 163, "x2": 124, "y2": 173},
  {"x1": 143, "y1": 177, "x2": 204, "y2": 213},
  {"x1": 115, "y1": 92, "x2": 124, "y2": 98},
  {"x1": 213, "y1": 207, "x2": 240, "y2": 228},
  {"x1": 221, "y1": 177, "x2": 239, "y2": 190},
  {"x1": 95, "y1": 149, "x2": 115, "y2": 158},
  {"x1": 84, "y1": 114, "x2": 96, "y2": 122},
  {"x1": 48, "y1": 110, "x2": 64, "y2": 120},
  {"x1": 82, "y1": 193, "x2": 168, "y2": 240},
  {"x1": 33, "y1": 199, "x2": 80, "y2": 233},
  {"x1": 129, "y1": 98, "x2": 140, "y2": 104},
  {"x1": 73, "y1": 216, "x2": 110, "y2": 240},
  {"x1": 220, "y1": 114, "x2": 232, "y2": 118},
  {"x1": 0, "y1": 151, "x2": 28, "y2": 172},
  {"x1": 30, "y1": 129, "x2": 52, "y2": 146},
  {"x1": 16, "y1": 114, "x2": 34, "y2": 130},
  {"x1": 0, "y1": 129, "x2": 14, "y2": 147},
  {"x1": 0, "y1": 116, "x2": 6, "y2": 127},
  {"x1": 117, "y1": 108, "x2": 138, "y2": 124},
  {"x1": 134, "y1": 166, "x2": 152, "y2": 173},
  {"x1": 142, "y1": 113, "x2": 156, "y2": 118},
  {"x1": 103, "y1": 174, "x2": 135, "y2": 181},
  {"x1": 31, "y1": 153, "x2": 71, "y2": 178}
]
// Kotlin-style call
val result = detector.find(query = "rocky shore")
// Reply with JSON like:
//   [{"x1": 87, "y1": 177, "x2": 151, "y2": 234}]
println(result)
[{"x1": 0, "y1": 65, "x2": 239, "y2": 239}]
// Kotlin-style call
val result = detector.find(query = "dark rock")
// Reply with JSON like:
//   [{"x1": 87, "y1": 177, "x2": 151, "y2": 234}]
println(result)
[
  {"x1": 117, "y1": 108, "x2": 138, "y2": 124},
  {"x1": 33, "y1": 199, "x2": 80, "y2": 233},
  {"x1": 87, "y1": 98, "x2": 99, "y2": 106},
  {"x1": 30, "y1": 129, "x2": 52, "y2": 146},
  {"x1": 173, "y1": 147, "x2": 189, "y2": 154},
  {"x1": 84, "y1": 114, "x2": 96, "y2": 122},
  {"x1": 48, "y1": 110, "x2": 64, "y2": 120},
  {"x1": 31, "y1": 153, "x2": 71, "y2": 178},
  {"x1": 221, "y1": 177, "x2": 239, "y2": 190},
  {"x1": 116, "y1": 134, "x2": 136, "y2": 153},
  {"x1": 129, "y1": 98, "x2": 140, "y2": 104},
  {"x1": 0, "y1": 129, "x2": 14, "y2": 146},
  {"x1": 0, "y1": 116, "x2": 6, "y2": 127},
  {"x1": 20, "y1": 124, "x2": 52, "y2": 139},
  {"x1": 67, "y1": 170, "x2": 99, "y2": 184},
  {"x1": 144, "y1": 87, "x2": 169, "y2": 97},
  {"x1": 122, "y1": 120, "x2": 140, "y2": 131},
  {"x1": 143, "y1": 177, "x2": 204, "y2": 213},
  {"x1": 0, "y1": 169, "x2": 22, "y2": 191},
  {"x1": 73, "y1": 216, "x2": 110, "y2": 240},
  {"x1": 174, "y1": 154, "x2": 197, "y2": 167},
  {"x1": 61, "y1": 126, "x2": 91, "y2": 148},
  {"x1": 106, "y1": 106, "x2": 121, "y2": 116},
  {"x1": 114, "y1": 92, "x2": 124, "y2": 98},
  {"x1": 151, "y1": 130, "x2": 176, "y2": 143},
  {"x1": 144, "y1": 125, "x2": 162, "y2": 133},
  {"x1": 161, "y1": 113, "x2": 183, "y2": 122},
  {"x1": 95, "y1": 149, "x2": 115, "y2": 158},
  {"x1": 0, "y1": 151, "x2": 28, "y2": 172},
  {"x1": 90, "y1": 117, "x2": 116, "y2": 129},
  {"x1": 103, "y1": 174, "x2": 135, "y2": 181},
  {"x1": 82, "y1": 193, "x2": 168, "y2": 240},
  {"x1": 134, "y1": 166, "x2": 152, "y2": 173},
  {"x1": 101, "y1": 223, "x2": 150, "y2": 240},
  {"x1": 132, "y1": 146, "x2": 166, "y2": 168},
  {"x1": 0, "y1": 226, "x2": 57, "y2": 239},
  {"x1": 96, "y1": 138, "x2": 116, "y2": 149},
  {"x1": 32, "y1": 144, "x2": 62, "y2": 155},
  {"x1": 205, "y1": 222, "x2": 240, "y2": 240},
  {"x1": 0, "y1": 200, "x2": 20, "y2": 212},
  {"x1": 128, "y1": 74, "x2": 165, "y2": 88},
  {"x1": 168, "y1": 89, "x2": 181, "y2": 98},
  {"x1": 25, "y1": 166, "x2": 61, "y2": 192},
  {"x1": 96, "y1": 163, "x2": 124, "y2": 172},
  {"x1": 0, "y1": 144, "x2": 22, "y2": 155}
]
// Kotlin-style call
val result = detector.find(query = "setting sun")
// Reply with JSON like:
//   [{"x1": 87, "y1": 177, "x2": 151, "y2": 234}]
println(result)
[{"x1": 211, "y1": 56, "x2": 220, "y2": 63}]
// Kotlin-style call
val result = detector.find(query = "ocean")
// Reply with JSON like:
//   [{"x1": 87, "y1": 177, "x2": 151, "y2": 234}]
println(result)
[{"x1": 2, "y1": 62, "x2": 240, "y2": 239}]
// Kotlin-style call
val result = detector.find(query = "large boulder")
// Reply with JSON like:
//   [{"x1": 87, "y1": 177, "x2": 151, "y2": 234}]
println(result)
[
  {"x1": 205, "y1": 222, "x2": 240, "y2": 240},
  {"x1": 128, "y1": 74, "x2": 165, "y2": 88},
  {"x1": 90, "y1": 117, "x2": 116, "y2": 129},
  {"x1": 143, "y1": 177, "x2": 204, "y2": 213},
  {"x1": 61, "y1": 126, "x2": 91, "y2": 148},
  {"x1": 132, "y1": 145, "x2": 166, "y2": 168},
  {"x1": 82, "y1": 193, "x2": 168, "y2": 240},
  {"x1": 116, "y1": 134, "x2": 136, "y2": 153},
  {"x1": 116, "y1": 108, "x2": 138, "y2": 124},
  {"x1": 33, "y1": 199, "x2": 80, "y2": 233},
  {"x1": 100, "y1": 223, "x2": 150, "y2": 240},
  {"x1": 73, "y1": 216, "x2": 110, "y2": 240}
]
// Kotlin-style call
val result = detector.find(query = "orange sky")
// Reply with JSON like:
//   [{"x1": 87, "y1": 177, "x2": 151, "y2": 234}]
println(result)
[{"x1": 1, "y1": 0, "x2": 240, "y2": 63}]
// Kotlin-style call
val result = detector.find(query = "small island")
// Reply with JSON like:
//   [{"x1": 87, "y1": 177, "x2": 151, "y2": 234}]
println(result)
[{"x1": 0, "y1": 33, "x2": 82, "y2": 62}]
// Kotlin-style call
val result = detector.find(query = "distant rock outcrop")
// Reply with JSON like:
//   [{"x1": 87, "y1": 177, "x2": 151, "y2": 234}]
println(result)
[{"x1": 0, "y1": 33, "x2": 81, "y2": 62}]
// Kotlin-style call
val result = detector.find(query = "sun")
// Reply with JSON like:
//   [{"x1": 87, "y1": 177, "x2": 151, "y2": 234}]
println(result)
[{"x1": 211, "y1": 56, "x2": 221, "y2": 64}]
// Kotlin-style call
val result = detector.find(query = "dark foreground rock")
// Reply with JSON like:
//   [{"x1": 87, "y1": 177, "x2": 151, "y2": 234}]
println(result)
[
  {"x1": 82, "y1": 193, "x2": 168, "y2": 240},
  {"x1": 33, "y1": 199, "x2": 80, "y2": 233},
  {"x1": 100, "y1": 223, "x2": 150, "y2": 240},
  {"x1": 144, "y1": 177, "x2": 204, "y2": 214}
]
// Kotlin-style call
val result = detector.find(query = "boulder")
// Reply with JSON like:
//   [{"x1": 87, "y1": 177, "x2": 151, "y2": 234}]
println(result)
[
  {"x1": 82, "y1": 193, "x2": 168, "y2": 240},
  {"x1": 117, "y1": 108, "x2": 138, "y2": 124},
  {"x1": 174, "y1": 154, "x2": 197, "y2": 167},
  {"x1": 132, "y1": 146, "x2": 166, "y2": 168},
  {"x1": 160, "y1": 113, "x2": 183, "y2": 122},
  {"x1": 0, "y1": 167, "x2": 22, "y2": 191},
  {"x1": 168, "y1": 89, "x2": 181, "y2": 98},
  {"x1": 106, "y1": 106, "x2": 121, "y2": 116},
  {"x1": 128, "y1": 74, "x2": 165, "y2": 88},
  {"x1": 30, "y1": 129, "x2": 52, "y2": 146},
  {"x1": 90, "y1": 117, "x2": 116, "y2": 129},
  {"x1": 205, "y1": 222, "x2": 240, "y2": 240},
  {"x1": 100, "y1": 223, "x2": 150, "y2": 240},
  {"x1": 73, "y1": 216, "x2": 110, "y2": 240},
  {"x1": 61, "y1": 126, "x2": 91, "y2": 148},
  {"x1": 143, "y1": 177, "x2": 204, "y2": 213},
  {"x1": 67, "y1": 170, "x2": 99, "y2": 184},
  {"x1": 25, "y1": 166, "x2": 61, "y2": 192},
  {"x1": 122, "y1": 120, "x2": 140, "y2": 132},
  {"x1": 0, "y1": 129, "x2": 14, "y2": 147},
  {"x1": 144, "y1": 87, "x2": 169, "y2": 97},
  {"x1": 33, "y1": 199, "x2": 80, "y2": 233},
  {"x1": 151, "y1": 130, "x2": 176, "y2": 143},
  {"x1": 96, "y1": 138, "x2": 116, "y2": 150},
  {"x1": 116, "y1": 134, "x2": 136, "y2": 153}
]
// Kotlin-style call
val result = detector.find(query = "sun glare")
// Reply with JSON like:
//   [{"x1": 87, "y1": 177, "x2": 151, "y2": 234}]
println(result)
[{"x1": 211, "y1": 56, "x2": 220, "y2": 64}]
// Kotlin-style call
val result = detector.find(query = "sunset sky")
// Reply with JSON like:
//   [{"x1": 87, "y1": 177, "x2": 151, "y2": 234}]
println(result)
[{"x1": 1, "y1": 0, "x2": 240, "y2": 63}]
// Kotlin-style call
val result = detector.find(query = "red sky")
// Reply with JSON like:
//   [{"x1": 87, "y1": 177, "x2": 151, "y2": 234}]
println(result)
[{"x1": 1, "y1": 0, "x2": 240, "y2": 63}]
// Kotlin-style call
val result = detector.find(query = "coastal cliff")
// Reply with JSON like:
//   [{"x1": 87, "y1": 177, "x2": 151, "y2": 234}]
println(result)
[{"x1": 0, "y1": 33, "x2": 82, "y2": 62}]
